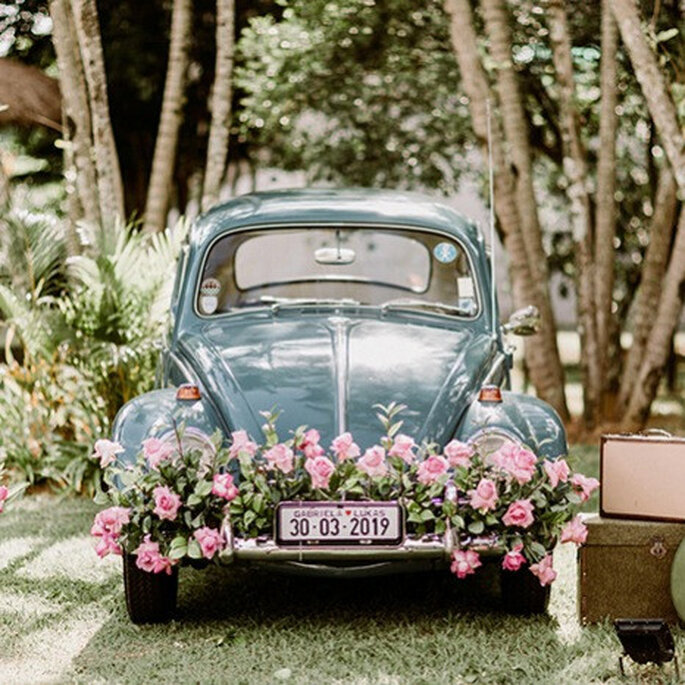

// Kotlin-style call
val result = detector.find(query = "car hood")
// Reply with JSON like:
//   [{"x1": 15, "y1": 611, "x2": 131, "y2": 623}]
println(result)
[{"x1": 177, "y1": 312, "x2": 496, "y2": 449}]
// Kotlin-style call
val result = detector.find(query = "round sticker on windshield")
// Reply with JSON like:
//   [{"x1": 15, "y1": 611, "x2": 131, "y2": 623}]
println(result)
[
  {"x1": 433, "y1": 242, "x2": 457, "y2": 264},
  {"x1": 199, "y1": 278, "x2": 221, "y2": 314}
]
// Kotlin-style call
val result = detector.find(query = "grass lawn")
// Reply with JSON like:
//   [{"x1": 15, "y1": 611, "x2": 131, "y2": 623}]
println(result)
[{"x1": 0, "y1": 444, "x2": 680, "y2": 685}]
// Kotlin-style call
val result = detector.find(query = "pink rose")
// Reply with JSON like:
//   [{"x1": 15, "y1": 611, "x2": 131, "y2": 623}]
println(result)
[
  {"x1": 194, "y1": 526, "x2": 224, "y2": 559},
  {"x1": 444, "y1": 440, "x2": 474, "y2": 468},
  {"x1": 529, "y1": 553, "x2": 556, "y2": 586},
  {"x1": 560, "y1": 515, "x2": 588, "y2": 545},
  {"x1": 450, "y1": 549, "x2": 482, "y2": 579},
  {"x1": 229, "y1": 430, "x2": 257, "y2": 459},
  {"x1": 135, "y1": 536, "x2": 176, "y2": 575},
  {"x1": 91, "y1": 506, "x2": 130, "y2": 538},
  {"x1": 299, "y1": 429, "x2": 325, "y2": 459},
  {"x1": 468, "y1": 478, "x2": 498, "y2": 512},
  {"x1": 501, "y1": 543, "x2": 526, "y2": 571},
  {"x1": 264, "y1": 443, "x2": 295, "y2": 474},
  {"x1": 357, "y1": 445, "x2": 388, "y2": 478},
  {"x1": 502, "y1": 499, "x2": 535, "y2": 528},
  {"x1": 0, "y1": 485, "x2": 8, "y2": 514},
  {"x1": 92, "y1": 439, "x2": 124, "y2": 468},
  {"x1": 94, "y1": 535, "x2": 122, "y2": 558},
  {"x1": 388, "y1": 434, "x2": 416, "y2": 464},
  {"x1": 543, "y1": 458, "x2": 570, "y2": 488},
  {"x1": 305, "y1": 455, "x2": 336, "y2": 489},
  {"x1": 492, "y1": 442, "x2": 537, "y2": 485},
  {"x1": 153, "y1": 485, "x2": 182, "y2": 521},
  {"x1": 571, "y1": 473, "x2": 600, "y2": 503},
  {"x1": 142, "y1": 437, "x2": 175, "y2": 470},
  {"x1": 417, "y1": 455, "x2": 449, "y2": 485},
  {"x1": 211, "y1": 472, "x2": 238, "y2": 501},
  {"x1": 330, "y1": 432, "x2": 361, "y2": 461}
]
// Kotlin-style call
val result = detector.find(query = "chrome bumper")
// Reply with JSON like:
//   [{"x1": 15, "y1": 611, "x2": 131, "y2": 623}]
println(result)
[{"x1": 218, "y1": 519, "x2": 503, "y2": 565}]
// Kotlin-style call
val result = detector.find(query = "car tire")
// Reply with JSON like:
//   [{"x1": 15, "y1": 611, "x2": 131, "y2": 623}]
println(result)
[
  {"x1": 123, "y1": 553, "x2": 178, "y2": 624},
  {"x1": 500, "y1": 566, "x2": 550, "y2": 615}
]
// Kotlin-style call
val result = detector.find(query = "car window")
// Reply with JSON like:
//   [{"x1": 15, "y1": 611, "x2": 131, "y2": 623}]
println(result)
[{"x1": 197, "y1": 226, "x2": 479, "y2": 316}]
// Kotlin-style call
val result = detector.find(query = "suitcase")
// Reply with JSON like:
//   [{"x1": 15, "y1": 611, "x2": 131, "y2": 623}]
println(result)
[
  {"x1": 579, "y1": 516, "x2": 685, "y2": 624},
  {"x1": 601, "y1": 432, "x2": 685, "y2": 522}
]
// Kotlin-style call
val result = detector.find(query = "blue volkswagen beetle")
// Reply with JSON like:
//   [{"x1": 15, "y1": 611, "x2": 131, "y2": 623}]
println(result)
[{"x1": 113, "y1": 188, "x2": 566, "y2": 620}]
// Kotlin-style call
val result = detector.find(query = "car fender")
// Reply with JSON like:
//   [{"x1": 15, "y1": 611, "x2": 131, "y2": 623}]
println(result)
[
  {"x1": 111, "y1": 389, "x2": 224, "y2": 465},
  {"x1": 454, "y1": 391, "x2": 567, "y2": 459}
]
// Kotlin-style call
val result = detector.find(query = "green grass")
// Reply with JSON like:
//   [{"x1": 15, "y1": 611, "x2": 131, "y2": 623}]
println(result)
[{"x1": 0, "y1": 446, "x2": 681, "y2": 684}]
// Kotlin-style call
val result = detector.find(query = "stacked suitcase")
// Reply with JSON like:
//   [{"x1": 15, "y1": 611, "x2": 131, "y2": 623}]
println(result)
[{"x1": 579, "y1": 433, "x2": 685, "y2": 624}]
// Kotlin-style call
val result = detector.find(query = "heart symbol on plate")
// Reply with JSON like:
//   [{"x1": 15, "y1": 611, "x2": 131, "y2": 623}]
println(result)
[{"x1": 345, "y1": 510, "x2": 351, "y2": 515}]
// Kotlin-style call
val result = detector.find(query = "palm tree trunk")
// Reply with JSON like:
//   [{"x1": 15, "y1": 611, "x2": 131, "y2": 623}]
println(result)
[
  {"x1": 594, "y1": 0, "x2": 619, "y2": 417},
  {"x1": 70, "y1": 0, "x2": 124, "y2": 221},
  {"x1": 202, "y1": 0, "x2": 235, "y2": 212},
  {"x1": 49, "y1": 0, "x2": 101, "y2": 227},
  {"x1": 611, "y1": 0, "x2": 685, "y2": 192},
  {"x1": 618, "y1": 167, "x2": 678, "y2": 407},
  {"x1": 547, "y1": 0, "x2": 600, "y2": 425},
  {"x1": 143, "y1": 0, "x2": 192, "y2": 233},
  {"x1": 478, "y1": 0, "x2": 568, "y2": 419}
]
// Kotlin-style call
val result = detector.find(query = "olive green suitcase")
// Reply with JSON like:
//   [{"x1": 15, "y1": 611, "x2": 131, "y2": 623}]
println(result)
[{"x1": 579, "y1": 516, "x2": 685, "y2": 624}]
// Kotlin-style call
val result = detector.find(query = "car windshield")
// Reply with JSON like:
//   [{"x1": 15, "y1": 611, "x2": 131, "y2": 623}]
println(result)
[{"x1": 197, "y1": 226, "x2": 479, "y2": 316}]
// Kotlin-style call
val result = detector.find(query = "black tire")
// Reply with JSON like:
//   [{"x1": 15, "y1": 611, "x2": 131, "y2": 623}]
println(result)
[
  {"x1": 500, "y1": 566, "x2": 550, "y2": 615},
  {"x1": 123, "y1": 554, "x2": 178, "y2": 624}
]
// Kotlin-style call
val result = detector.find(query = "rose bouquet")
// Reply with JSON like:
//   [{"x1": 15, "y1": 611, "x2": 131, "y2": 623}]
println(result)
[{"x1": 92, "y1": 404, "x2": 598, "y2": 586}]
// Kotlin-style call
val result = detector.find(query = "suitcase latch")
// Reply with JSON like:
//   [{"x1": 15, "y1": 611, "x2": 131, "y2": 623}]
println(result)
[{"x1": 649, "y1": 536, "x2": 668, "y2": 559}]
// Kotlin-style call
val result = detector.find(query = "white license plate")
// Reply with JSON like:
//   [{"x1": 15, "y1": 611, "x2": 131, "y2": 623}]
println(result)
[{"x1": 276, "y1": 501, "x2": 403, "y2": 547}]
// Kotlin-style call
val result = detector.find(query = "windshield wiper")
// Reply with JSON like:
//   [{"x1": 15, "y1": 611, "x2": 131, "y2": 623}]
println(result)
[
  {"x1": 380, "y1": 298, "x2": 474, "y2": 316},
  {"x1": 259, "y1": 296, "x2": 361, "y2": 311}
]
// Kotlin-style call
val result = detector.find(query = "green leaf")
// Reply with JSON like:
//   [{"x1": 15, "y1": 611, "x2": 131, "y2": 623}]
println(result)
[
  {"x1": 529, "y1": 541, "x2": 547, "y2": 560},
  {"x1": 467, "y1": 520, "x2": 484, "y2": 535},
  {"x1": 186, "y1": 494, "x2": 202, "y2": 507},
  {"x1": 419, "y1": 509, "x2": 435, "y2": 522},
  {"x1": 388, "y1": 420, "x2": 404, "y2": 438},
  {"x1": 187, "y1": 539, "x2": 202, "y2": 559},
  {"x1": 656, "y1": 28, "x2": 679, "y2": 43},
  {"x1": 195, "y1": 480, "x2": 212, "y2": 498},
  {"x1": 169, "y1": 535, "x2": 188, "y2": 550}
]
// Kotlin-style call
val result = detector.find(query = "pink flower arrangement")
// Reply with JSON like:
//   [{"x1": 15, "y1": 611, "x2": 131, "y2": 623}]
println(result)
[
  {"x1": 543, "y1": 458, "x2": 570, "y2": 488},
  {"x1": 492, "y1": 442, "x2": 537, "y2": 485},
  {"x1": 560, "y1": 515, "x2": 588, "y2": 545},
  {"x1": 92, "y1": 439, "x2": 125, "y2": 468},
  {"x1": 331, "y1": 432, "x2": 361, "y2": 461},
  {"x1": 357, "y1": 445, "x2": 388, "y2": 478},
  {"x1": 153, "y1": 486, "x2": 182, "y2": 521},
  {"x1": 468, "y1": 478, "x2": 498, "y2": 512},
  {"x1": 571, "y1": 473, "x2": 600, "y2": 503},
  {"x1": 388, "y1": 434, "x2": 416, "y2": 464},
  {"x1": 305, "y1": 455, "x2": 336, "y2": 489},
  {"x1": 229, "y1": 430, "x2": 258, "y2": 459},
  {"x1": 529, "y1": 554, "x2": 557, "y2": 586},
  {"x1": 450, "y1": 549, "x2": 482, "y2": 579},
  {"x1": 135, "y1": 537, "x2": 176, "y2": 575},
  {"x1": 211, "y1": 473, "x2": 238, "y2": 501},
  {"x1": 142, "y1": 437, "x2": 175, "y2": 470},
  {"x1": 264, "y1": 443, "x2": 295, "y2": 474},
  {"x1": 444, "y1": 440, "x2": 474, "y2": 468},
  {"x1": 417, "y1": 454, "x2": 449, "y2": 485},
  {"x1": 299, "y1": 429, "x2": 325, "y2": 459},
  {"x1": 194, "y1": 527, "x2": 224, "y2": 559},
  {"x1": 91, "y1": 506, "x2": 130, "y2": 558}
]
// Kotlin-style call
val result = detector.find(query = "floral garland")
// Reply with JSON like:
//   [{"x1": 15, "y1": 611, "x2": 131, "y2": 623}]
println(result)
[{"x1": 92, "y1": 404, "x2": 598, "y2": 585}]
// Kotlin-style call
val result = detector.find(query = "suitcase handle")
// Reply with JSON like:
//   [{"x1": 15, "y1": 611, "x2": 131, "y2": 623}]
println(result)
[{"x1": 641, "y1": 428, "x2": 673, "y2": 438}]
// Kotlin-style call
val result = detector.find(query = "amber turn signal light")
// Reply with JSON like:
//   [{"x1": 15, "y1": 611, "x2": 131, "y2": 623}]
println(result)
[
  {"x1": 478, "y1": 385, "x2": 502, "y2": 403},
  {"x1": 176, "y1": 384, "x2": 201, "y2": 401}
]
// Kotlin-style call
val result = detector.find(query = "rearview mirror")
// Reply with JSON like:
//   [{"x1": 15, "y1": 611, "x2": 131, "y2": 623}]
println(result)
[
  {"x1": 503, "y1": 305, "x2": 540, "y2": 336},
  {"x1": 315, "y1": 247, "x2": 356, "y2": 265}
]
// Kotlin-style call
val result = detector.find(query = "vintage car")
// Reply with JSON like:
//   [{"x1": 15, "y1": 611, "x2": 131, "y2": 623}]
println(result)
[{"x1": 112, "y1": 188, "x2": 567, "y2": 621}]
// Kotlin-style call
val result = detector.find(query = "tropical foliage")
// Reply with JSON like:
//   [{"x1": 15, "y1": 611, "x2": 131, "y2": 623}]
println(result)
[
  {"x1": 92, "y1": 405, "x2": 597, "y2": 585},
  {"x1": 0, "y1": 211, "x2": 185, "y2": 493}
]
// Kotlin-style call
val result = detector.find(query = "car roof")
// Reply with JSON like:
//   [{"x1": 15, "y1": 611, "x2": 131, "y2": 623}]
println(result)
[{"x1": 190, "y1": 188, "x2": 482, "y2": 248}]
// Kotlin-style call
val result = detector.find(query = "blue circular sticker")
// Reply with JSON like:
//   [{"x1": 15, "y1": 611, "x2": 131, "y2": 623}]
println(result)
[{"x1": 433, "y1": 242, "x2": 457, "y2": 264}]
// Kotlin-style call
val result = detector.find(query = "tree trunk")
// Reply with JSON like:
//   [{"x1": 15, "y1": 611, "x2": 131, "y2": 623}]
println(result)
[
  {"x1": 594, "y1": 0, "x2": 619, "y2": 417},
  {"x1": 49, "y1": 0, "x2": 101, "y2": 227},
  {"x1": 611, "y1": 0, "x2": 685, "y2": 193},
  {"x1": 202, "y1": 0, "x2": 235, "y2": 212},
  {"x1": 478, "y1": 0, "x2": 569, "y2": 419},
  {"x1": 618, "y1": 167, "x2": 678, "y2": 407},
  {"x1": 71, "y1": 0, "x2": 124, "y2": 221},
  {"x1": 547, "y1": 0, "x2": 600, "y2": 425},
  {"x1": 623, "y1": 208, "x2": 685, "y2": 429},
  {"x1": 143, "y1": 0, "x2": 192, "y2": 233}
]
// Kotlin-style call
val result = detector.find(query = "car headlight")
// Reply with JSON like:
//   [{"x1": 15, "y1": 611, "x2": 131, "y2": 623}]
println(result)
[
  {"x1": 159, "y1": 427, "x2": 217, "y2": 475},
  {"x1": 467, "y1": 428, "x2": 521, "y2": 459}
]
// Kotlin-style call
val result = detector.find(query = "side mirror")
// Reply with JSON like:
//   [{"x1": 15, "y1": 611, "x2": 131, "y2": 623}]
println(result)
[{"x1": 503, "y1": 305, "x2": 540, "y2": 336}]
